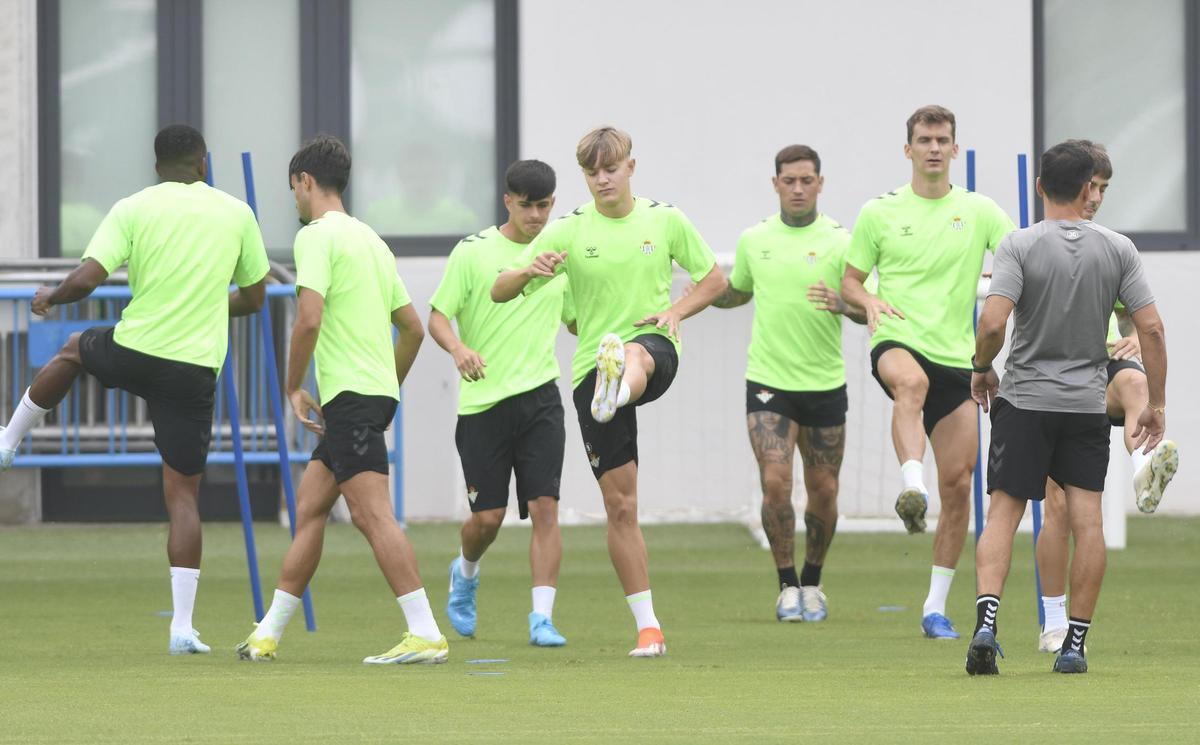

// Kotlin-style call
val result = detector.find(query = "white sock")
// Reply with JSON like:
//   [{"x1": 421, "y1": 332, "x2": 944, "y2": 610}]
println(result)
[
  {"x1": 0, "y1": 388, "x2": 51, "y2": 450},
  {"x1": 459, "y1": 549, "x2": 480, "y2": 580},
  {"x1": 532, "y1": 585, "x2": 557, "y2": 618},
  {"x1": 922, "y1": 565, "x2": 955, "y2": 617},
  {"x1": 1042, "y1": 594, "x2": 1068, "y2": 632},
  {"x1": 258, "y1": 588, "x2": 301, "y2": 641},
  {"x1": 1130, "y1": 447, "x2": 1151, "y2": 476},
  {"x1": 616, "y1": 381, "x2": 631, "y2": 408},
  {"x1": 398, "y1": 588, "x2": 442, "y2": 642},
  {"x1": 625, "y1": 590, "x2": 660, "y2": 631},
  {"x1": 169, "y1": 567, "x2": 200, "y2": 635},
  {"x1": 900, "y1": 459, "x2": 927, "y2": 494}
]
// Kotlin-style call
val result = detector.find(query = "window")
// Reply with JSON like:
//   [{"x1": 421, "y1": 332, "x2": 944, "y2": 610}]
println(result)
[{"x1": 1035, "y1": 0, "x2": 1199, "y2": 249}]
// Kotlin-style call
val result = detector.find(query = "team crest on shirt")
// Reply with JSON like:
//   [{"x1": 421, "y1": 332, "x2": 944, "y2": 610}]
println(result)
[
  {"x1": 642, "y1": 240, "x2": 655, "y2": 255},
  {"x1": 585, "y1": 442, "x2": 600, "y2": 469},
  {"x1": 467, "y1": 486, "x2": 478, "y2": 504},
  {"x1": 951, "y1": 216, "x2": 965, "y2": 231},
  {"x1": 806, "y1": 251, "x2": 817, "y2": 265},
  {"x1": 585, "y1": 246, "x2": 599, "y2": 258},
  {"x1": 756, "y1": 389, "x2": 775, "y2": 404},
  {"x1": 759, "y1": 249, "x2": 771, "y2": 260}
]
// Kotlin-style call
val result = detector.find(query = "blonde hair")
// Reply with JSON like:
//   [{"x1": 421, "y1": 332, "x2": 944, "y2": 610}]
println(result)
[{"x1": 576, "y1": 126, "x2": 632, "y2": 169}]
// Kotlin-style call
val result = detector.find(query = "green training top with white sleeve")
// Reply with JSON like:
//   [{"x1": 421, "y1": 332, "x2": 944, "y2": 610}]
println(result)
[
  {"x1": 82, "y1": 181, "x2": 270, "y2": 370},
  {"x1": 431, "y1": 225, "x2": 572, "y2": 415},
  {"x1": 846, "y1": 184, "x2": 1014, "y2": 368},
  {"x1": 520, "y1": 197, "x2": 716, "y2": 387},
  {"x1": 293, "y1": 210, "x2": 411, "y2": 404},
  {"x1": 730, "y1": 213, "x2": 851, "y2": 392}
]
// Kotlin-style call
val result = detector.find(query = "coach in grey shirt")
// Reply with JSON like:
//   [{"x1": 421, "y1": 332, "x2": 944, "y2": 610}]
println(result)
[{"x1": 961, "y1": 140, "x2": 1167, "y2": 678}]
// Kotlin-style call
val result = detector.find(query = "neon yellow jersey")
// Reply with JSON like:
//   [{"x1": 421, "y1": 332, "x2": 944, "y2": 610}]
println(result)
[
  {"x1": 521, "y1": 197, "x2": 716, "y2": 387},
  {"x1": 431, "y1": 226, "x2": 571, "y2": 415},
  {"x1": 847, "y1": 184, "x2": 1014, "y2": 367},
  {"x1": 730, "y1": 213, "x2": 851, "y2": 392},
  {"x1": 82, "y1": 181, "x2": 269, "y2": 370},
  {"x1": 294, "y1": 211, "x2": 410, "y2": 404}
]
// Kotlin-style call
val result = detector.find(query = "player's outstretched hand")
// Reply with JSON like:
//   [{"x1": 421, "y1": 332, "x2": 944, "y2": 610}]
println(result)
[
  {"x1": 970, "y1": 369, "x2": 999, "y2": 412},
  {"x1": 452, "y1": 345, "x2": 486, "y2": 382},
  {"x1": 1132, "y1": 406, "x2": 1165, "y2": 454},
  {"x1": 31, "y1": 287, "x2": 54, "y2": 317},
  {"x1": 529, "y1": 251, "x2": 566, "y2": 278},
  {"x1": 635, "y1": 307, "x2": 683, "y2": 341},
  {"x1": 806, "y1": 281, "x2": 845, "y2": 315},
  {"x1": 1107, "y1": 335, "x2": 1141, "y2": 361},
  {"x1": 863, "y1": 295, "x2": 904, "y2": 334},
  {"x1": 289, "y1": 389, "x2": 325, "y2": 435}
]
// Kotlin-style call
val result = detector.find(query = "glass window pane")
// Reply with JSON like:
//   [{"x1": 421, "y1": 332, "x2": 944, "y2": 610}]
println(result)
[
  {"x1": 351, "y1": 0, "x2": 495, "y2": 237},
  {"x1": 203, "y1": 0, "x2": 301, "y2": 255},
  {"x1": 1043, "y1": 0, "x2": 1187, "y2": 232},
  {"x1": 59, "y1": 0, "x2": 156, "y2": 257}
]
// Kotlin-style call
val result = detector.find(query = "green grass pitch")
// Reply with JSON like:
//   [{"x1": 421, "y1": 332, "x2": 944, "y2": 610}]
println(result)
[{"x1": 1, "y1": 517, "x2": 1197, "y2": 743}]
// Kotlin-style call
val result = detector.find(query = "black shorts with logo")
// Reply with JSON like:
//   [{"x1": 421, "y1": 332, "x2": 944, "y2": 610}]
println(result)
[
  {"x1": 986, "y1": 397, "x2": 1110, "y2": 501},
  {"x1": 572, "y1": 334, "x2": 679, "y2": 480},
  {"x1": 79, "y1": 326, "x2": 216, "y2": 476},
  {"x1": 310, "y1": 391, "x2": 397, "y2": 484},
  {"x1": 1105, "y1": 359, "x2": 1145, "y2": 427},
  {"x1": 870, "y1": 341, "x2": 972, "y2": 436},
  {"x1": 745, "y1": 381, "x2": 847, "y2": 428},
  {"x1": 455, "y1": 381, "x2": 565, "y2": 519}
]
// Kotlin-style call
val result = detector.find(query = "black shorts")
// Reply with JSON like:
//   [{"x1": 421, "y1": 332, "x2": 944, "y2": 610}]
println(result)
[
  {"x1": 572, "y1": 334, "x2": 679, "y2": 480},
  {"x1": 310, "y1": 391, "x2": 397, "y2": 484},
  {"x1": 1105, "y1": 359, "x2": 1145, "y2": 427},
  {"x1": 871, "y1": 341, "x2": 972, "y2": 436},
  {"x1": 79, "y1": 326, "x2": 215, "y2": 476},
  {"x1": 986, "y1": 397, "x2": 1110, "y2": 501},
  {"x1": 745, "y1": 381, "x2": 847, "y2": 427},
  {"x1": 455, "y1": 381, "x2": 564, "y2": 519}
]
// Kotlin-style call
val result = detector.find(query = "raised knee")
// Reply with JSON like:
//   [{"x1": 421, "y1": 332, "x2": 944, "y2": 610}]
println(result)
[
  {"x1": 1121, "y1": 374, "x2": 1148, "y2": 402},
  {"x1": 891, "y1": 373, "x2": 929, "y2": 401},
  {"x1": 57, "y1": 333, "x2": 84, "y2": 365}
]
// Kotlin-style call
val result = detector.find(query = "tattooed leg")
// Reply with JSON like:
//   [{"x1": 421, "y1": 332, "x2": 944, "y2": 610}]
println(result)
[
  {"x1": 798, "y1": 425, "x2": 845, "y2": 568},
  {"x1": 748, "y1": 412, "x2": 800, "y2": 569}
]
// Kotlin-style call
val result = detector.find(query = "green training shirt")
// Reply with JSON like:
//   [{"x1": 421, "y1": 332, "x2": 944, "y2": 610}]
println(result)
[
  {"x1": 82, "y1": 181, "x2": 269, "y2": 370},
  {"x1": 294, "y1": 211, "x2": 411, "y2": 404},
  {"x1": 431, "y1": 226, "x2": 571, "y2": 415},
  {"x1": 521, "y1": 197, "x2": 716, "y2": 387},
  {"x1": 846, "y1": 184, "x2": 1014, "y2": 368},
  {"x1": 730, "y1": 213, "x2": 851, "y2": 392}
]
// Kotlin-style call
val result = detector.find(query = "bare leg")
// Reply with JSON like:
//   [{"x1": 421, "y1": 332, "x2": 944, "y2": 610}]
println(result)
[
  {"x1": 796, "y1": 425, "x2": 843, "y2": 570},
  {"x1": 928, "y1": 401, "x2": 978, "y2": 570},
  {"x1": 1036, "y1": 479, "x2": 1070, "y2": 598},
  {"x1": 28, "y1": 334, "x2": 86, "y2": 409},
  {"x1": 162, "y1": 464, "x2": 204, "y2": 569},
  {"x1": 876, "y1": 349, "x2": 930, "y2": 463},
  {"x1": 341, "y1": 471, "x2": 423, "y2": 597},
  {"x1": 1108, "y1": 369, "x2": 1147, "y2": 454},
  {"x1": 460, "y1": 508, "x2": 505, "y2": 563},
  {"x1": 747, "y1": 412, "x2": 800, "y2": 572},
  {"x1": 975, "y1": 489, "x2": 1028, "y2": 598},
  {"x1": 526, "y1": 497, "x2": 562, "y2": 588},
  {"x1": 277, "y1": 460, "x2": 341, "y2": 596},
  {"x1": 621, "y1": 343, "x2": 657, "y2": 405},
  {"x1": 1064, "y1": 486, "x2": 1106, "y2": 619},
  {"x1": 598, "y1": 461, "x2": 649, "y2": 595}
]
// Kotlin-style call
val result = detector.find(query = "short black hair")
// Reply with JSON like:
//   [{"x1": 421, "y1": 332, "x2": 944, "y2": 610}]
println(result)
[
  {"x1": 154, "y1": 124, "x2": 206, "y2": 167},
  {"x1": 775, "y1": 144, "x2": 821, "y2": 175},
  {"x1": 1040, "y1": 140, "x2": 1096, "y2": 204},
  {"x1": 505, "y1": 159, "x2": 556, "y2": 201},
  {"x1": 1066, "y1": 138, "x2": 1113, "y2": 179},
  {"x1": 289, "y1": 135, "x2": 351, "y2": 194}
]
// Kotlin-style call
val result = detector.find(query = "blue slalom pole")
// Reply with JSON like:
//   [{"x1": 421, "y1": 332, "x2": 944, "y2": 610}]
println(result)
[
  {"x1": 967, "y1": 150, "x2": 985, "y2": 545},
  {"x1": 392, "y1": 329, "x2": 405, "y2": 525},
  {"x1": 207, "y1": 152, "x2": 265, "y2": 622},
  {"x1": 1017, "y1": 153, "x2": 1046, "y2": 628},
  {"x1": 242, "y1": 152, "x2": 317, "y2": 632}
]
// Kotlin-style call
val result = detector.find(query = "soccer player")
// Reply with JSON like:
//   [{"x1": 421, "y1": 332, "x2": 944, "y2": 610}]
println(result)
[
  {"x1": 1034, "y1": 141, "x2": 1180, "y2": 654},
  {"x1": 236, "y1": 136, "x2": 448, "y2": 664},
  {"x1": 840, "y1": 105, "x2": 1015, "y2": 639},
  {"x1": 492, "y1": 126, "x2": 726, "y2": 657},
  {"x1": 428, "y1": 159, "x2": 572, "y2": 646},
  {"x1": 707, "y1": 144, "x2": 866, "y2": 622},
  {"x1": 966, "y1": 140, "x2": 1166, "y2": 676},
  {"x1": 0, "y1": 124, "x2": 270, "y2": 654}
]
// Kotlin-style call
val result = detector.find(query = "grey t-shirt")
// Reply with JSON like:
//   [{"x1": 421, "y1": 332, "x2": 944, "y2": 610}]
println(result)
[{"x1": 988, "y1": 220, "x2": 1154, "y2": 414}]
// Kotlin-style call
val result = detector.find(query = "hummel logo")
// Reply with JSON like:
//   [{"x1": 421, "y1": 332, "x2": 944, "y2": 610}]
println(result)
[
  {"x1": 990, "y1": 440, "x2": 1006, "y2": 469},
  {"x1": 352, "y1": 426, "x2": 369, "y2": 456},
  {"x1": 900, "y1": 225, "x2": 913, "y2": 237},
  {"x1": 756, "y1": 390, "x2": 774, "y2": 404}
]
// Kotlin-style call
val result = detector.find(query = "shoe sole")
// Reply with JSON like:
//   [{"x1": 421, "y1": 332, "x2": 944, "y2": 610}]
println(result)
[
  {"x1": 234, "y1": 643, "x2": 274, "y2": 661},
  {"x1": 777, "y1": 612, "x2": 804, "y2": 623},
  {"x1": 530, "y1": 636, "x2": 567, "y2": 647},
  {"x1": 965, "y1": 640, "x2": 999, "y2": 675},
  {"x1": 591, "y1": 334, "x2": 625, "y2": 423},
  {"x1": 1137, "y1": 441, "x2": 1178, "y2": 514},
  {"x1": 363, "y1": 649, "x2": 449, "y2": 665},
  {"x1": 895, "y1": 489, "x2": 927, "y2": 534},
  {"x1": 1053, "y1": 656, "x2": 1088, "y2": 673},
  {"x1": 628, "y1": 643, "x2": 667, "y2": 658}
]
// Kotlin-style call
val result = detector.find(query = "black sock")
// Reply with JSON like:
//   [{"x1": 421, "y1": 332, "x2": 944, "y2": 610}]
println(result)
[
  {"x1": 975, "y1": 594, "x2": 1000, "y2": 636},
  {"x1": 777, "y1": 566, "x2": 799, "y2": 589},
  {"x1": 1065, "y1": 617, "x2": 1091, "y2": 655},
  {"x1": 799, "y1": 562, "x2": 822, "y2": 587}
]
